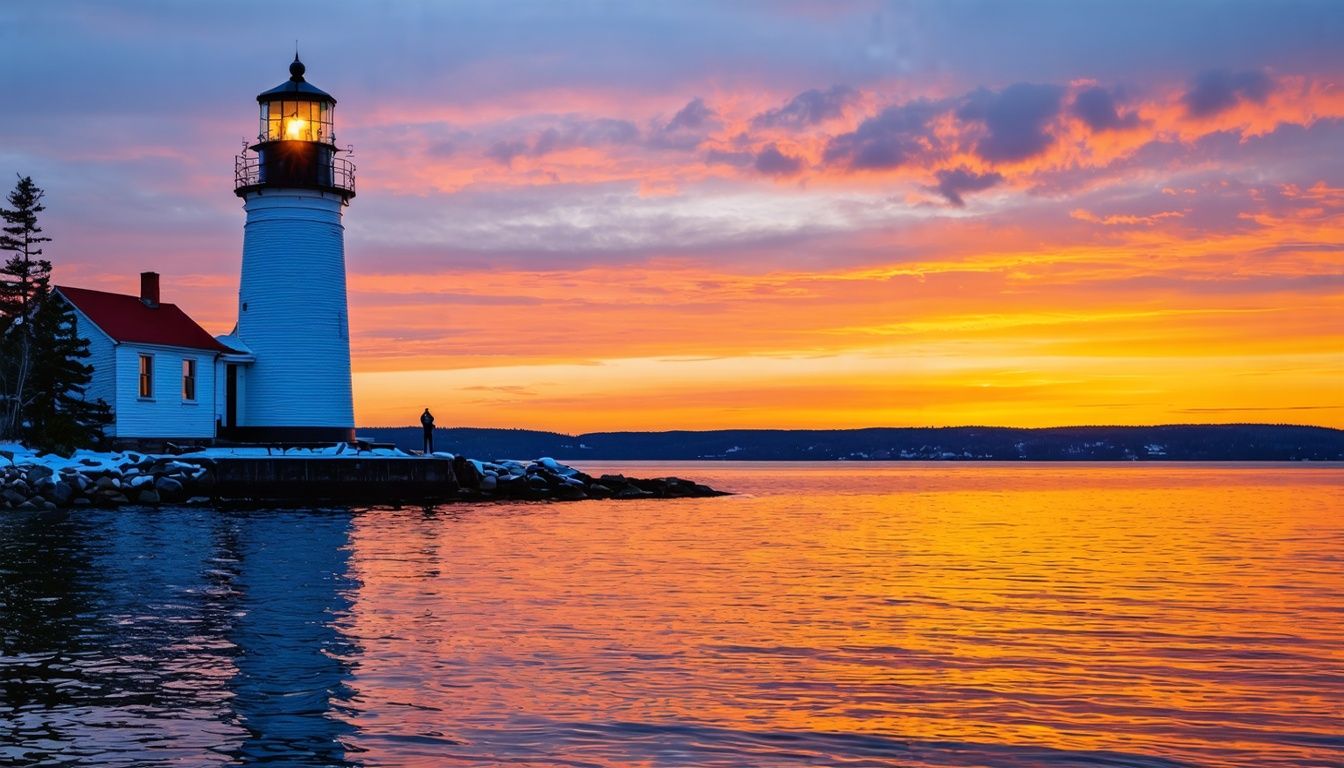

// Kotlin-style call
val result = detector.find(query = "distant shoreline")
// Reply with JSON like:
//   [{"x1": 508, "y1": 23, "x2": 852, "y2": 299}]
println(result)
[{"x1": 361, "y1": 424, "x2": 1344, "y2": 462}]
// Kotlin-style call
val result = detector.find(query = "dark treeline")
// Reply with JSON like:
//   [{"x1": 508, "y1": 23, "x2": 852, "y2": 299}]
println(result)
[{"x1": 362, "y1": 424, "x2": 1344, "y2": 462}]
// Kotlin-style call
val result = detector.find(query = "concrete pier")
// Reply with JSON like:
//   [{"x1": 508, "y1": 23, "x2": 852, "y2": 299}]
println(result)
[{"x1": 183, "y1": 456, "x2": 458, "y2": 502}]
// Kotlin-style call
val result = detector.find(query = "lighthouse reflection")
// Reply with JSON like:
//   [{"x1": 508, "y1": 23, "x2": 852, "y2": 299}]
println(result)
[
  {"x1": 0, "y1": 508, "x2": 361, "y2": 767},
  {"x1": 224, "y1": 511, "x2": 361, "y2": 766}
]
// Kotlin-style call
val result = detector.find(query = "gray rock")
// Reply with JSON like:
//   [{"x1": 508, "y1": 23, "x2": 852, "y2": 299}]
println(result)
[
  {"x1": 25, "y1": 465, "x2": 53, "y2": 482},
  {"x1": 479, "y1": 475, "x2": 498, "y2": 492},
  {"x1": 2, "y1": 488, "x2": 27, "y2": 506},
  {"x1": 17, "y1": 499, "x2": 39, "y2": 510},
  {"x1": 137, "y1": 489, "x2": 161, "y2": 505},
  {"x1": 95, "y1": 475, "x2": 120, "y2": 491},
  {"x1": 51, "y1": 481, "x2": 75, "y2": 506},
  {"x1": 554, "y1": 484, "x2": 587, "y2": 501},
  {"x1": 154, "y1": 476, "x2": 184, "y2": 497}
]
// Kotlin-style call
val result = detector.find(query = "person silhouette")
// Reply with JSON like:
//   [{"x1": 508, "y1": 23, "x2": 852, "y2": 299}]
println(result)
[{"x1": 420, "y1": 408, "x2": 435, "y2": 454}]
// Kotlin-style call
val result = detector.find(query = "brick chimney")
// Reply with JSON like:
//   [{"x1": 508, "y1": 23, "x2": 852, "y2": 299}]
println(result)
[{"x1": 140, "y1": 271, "x2": 160, "y2": 308}]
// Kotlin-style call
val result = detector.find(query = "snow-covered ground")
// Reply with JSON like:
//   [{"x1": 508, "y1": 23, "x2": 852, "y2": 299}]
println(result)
[{"x1": 0, "y1": 442, "x2": 415, "y2": 473}]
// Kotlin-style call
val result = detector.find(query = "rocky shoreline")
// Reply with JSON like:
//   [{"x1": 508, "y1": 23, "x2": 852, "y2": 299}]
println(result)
[
  {"x1": 0, "y1": 447, "x2": 727, "y2": 510},
  {"x1": 456, "y1": 457, "x2": 726, "y2": 502}
]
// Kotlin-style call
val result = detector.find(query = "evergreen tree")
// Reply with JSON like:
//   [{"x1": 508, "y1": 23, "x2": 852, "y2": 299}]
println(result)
[
  {"x1": 0, "y1": 176, "x2": 110, "y2": 449},
  {"x1": 25, "y1": 294, "x2": 112, "y2": 452}
]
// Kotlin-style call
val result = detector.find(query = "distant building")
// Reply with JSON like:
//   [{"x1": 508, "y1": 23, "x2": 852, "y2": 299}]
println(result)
[
  {"x1": 56, "y1": 274, "x2": 231, "y2": 441},
  {"x1": 57, "y1": 56, "x2": 358, "y2": 445}
]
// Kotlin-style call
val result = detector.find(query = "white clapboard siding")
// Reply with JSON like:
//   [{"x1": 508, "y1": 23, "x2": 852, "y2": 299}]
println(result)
[
  {"x1": 235, "y1": 189, "x2": 354, "y2": 428},
  {"x1": 73, "y1": 309, "x2": 118, "y2": 432},
  {"x1": 112, "y1": 344, "x2": 218, "y2": 438}
]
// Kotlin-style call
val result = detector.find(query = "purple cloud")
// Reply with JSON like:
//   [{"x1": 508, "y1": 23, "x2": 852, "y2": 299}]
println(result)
[
  {"x1": 934, "y1": 167, "x2": 1004, "y2": 206},
  {"x1": 1071, "y1": 86, "x2": 1142, "y2": 132},
  {"x1": 752, "y1": 85, "x2": 858, "y2": 129},
  {"x1": 822, "y1": 100, "x2": 944, "y2": 170},
  {"x1": 1182, "y1": 70, "x2": 1274, "y2": 117},
  {"x1": 957, "y1": 83, "x2": 1065, "y2": 162},
  {"x1": 754, "y1": 144, "x2": 804, "y2": 176}
]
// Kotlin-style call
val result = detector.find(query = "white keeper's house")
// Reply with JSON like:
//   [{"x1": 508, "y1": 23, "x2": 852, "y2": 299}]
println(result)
[{"x1": 57, "y1": 55, "x2": 358, "y2": 444}]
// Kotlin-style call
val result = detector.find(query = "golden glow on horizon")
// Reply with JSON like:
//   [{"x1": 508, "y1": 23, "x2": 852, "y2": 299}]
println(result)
[{"x1": 52, "y1": 73, "x2": 1344, "y2": 432}]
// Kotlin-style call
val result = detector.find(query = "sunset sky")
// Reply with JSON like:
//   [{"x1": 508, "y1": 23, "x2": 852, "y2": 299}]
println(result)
[{"x1": 3, "y1": 1, "x2": 1342, "y2": 431}]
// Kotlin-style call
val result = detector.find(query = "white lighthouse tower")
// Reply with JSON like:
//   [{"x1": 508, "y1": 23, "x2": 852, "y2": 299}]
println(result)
[{"x1": 224, "y1": 55, "x2": 357, "y2": 442}]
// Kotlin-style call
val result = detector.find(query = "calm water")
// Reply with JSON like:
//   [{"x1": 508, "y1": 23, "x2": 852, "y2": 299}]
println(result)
[{"x1": 1, "y1": 462, "x2": 1342, "y2": 767}]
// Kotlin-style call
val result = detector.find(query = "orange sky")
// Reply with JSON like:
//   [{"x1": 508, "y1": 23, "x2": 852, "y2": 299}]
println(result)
[{"x1": 10, "y1": 5, "x2": 1344, "y2": 431}]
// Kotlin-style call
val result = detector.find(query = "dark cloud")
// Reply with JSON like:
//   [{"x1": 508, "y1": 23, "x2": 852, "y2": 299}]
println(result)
[
  {"x1": 751, "y1": 85, "x2": 858, "y2": 129},
  {"x1": 485, "y1": 117, "x2": 638, "y2": 164},
  {"x1": 486, "y1": 139, "x2": 529, "y2": 165},
  {"x1": 957, "y1": 83, "x2": 1065, "y2": 162},
  {"x1": 822, "y1": 100, "x2": 944, "y2": 170},
  {"x1": 651, "y1": 98, "x2": 721, "y2": 149},
  {"x1": 1071, "y1": 86, "x2": 1143, "y2": 132},
  {"x1": 933, "y1": 167, "x2": 1004, "y2": 206},
  {"x1": 754, "y1": 144, "x2": 804, "y2": 176},
  {"x1": 1182, "y1": 70, "x2": 1274, "y2": 117},
  {"x1": 666, "y1": 98, "x2": 716, "y2": 131}
]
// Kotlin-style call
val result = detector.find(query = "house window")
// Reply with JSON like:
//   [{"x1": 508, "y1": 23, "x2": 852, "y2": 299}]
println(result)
[
  {"x1": 182, "y1": 358, "x2": 197, "y2": 402},
  {"x1": 138, "y1": 354, "x2": 154, "y2": 398}
]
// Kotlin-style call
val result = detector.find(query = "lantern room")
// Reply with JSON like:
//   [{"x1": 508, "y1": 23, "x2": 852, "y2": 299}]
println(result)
[
  {"x1": 261, "y1": 98, "x2": 333, "y2": 143},
  {"x1": 235, "y1": 55, "x2": 355, "y2": 200}
]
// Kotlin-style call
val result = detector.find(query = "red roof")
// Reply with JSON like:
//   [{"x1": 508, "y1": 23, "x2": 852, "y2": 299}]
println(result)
[{"x1": 55, "y1": 285, "x2": 231, "y2": 353}]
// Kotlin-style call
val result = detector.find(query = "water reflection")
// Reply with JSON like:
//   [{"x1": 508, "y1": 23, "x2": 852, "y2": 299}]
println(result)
[
  {"x1": 2, "y1": 464, "x2": 1342, "y2": 767},
  {"x1": 0, "y1": 508, "x2": 360, "y2": 767}
]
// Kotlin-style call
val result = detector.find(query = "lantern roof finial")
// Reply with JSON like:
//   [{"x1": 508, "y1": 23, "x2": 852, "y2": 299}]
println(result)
[{"x1": 257, "y1": 53, "x2": 333, "y2": 104}]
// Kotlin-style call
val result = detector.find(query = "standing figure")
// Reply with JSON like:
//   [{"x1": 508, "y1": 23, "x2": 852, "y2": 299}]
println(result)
[{"x1": 421, "y1": 408, "x2": 435, "y2": 454}]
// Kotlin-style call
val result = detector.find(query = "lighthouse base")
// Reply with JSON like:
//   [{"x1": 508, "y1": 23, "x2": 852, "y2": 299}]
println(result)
[{"x1": 218, "y1": 425, "x2": 357, "y2": 444}]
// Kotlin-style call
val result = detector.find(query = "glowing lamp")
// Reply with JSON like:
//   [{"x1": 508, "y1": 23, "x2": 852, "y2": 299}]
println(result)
[
  {"x1": 284, "y1": 116, "x2": 308, "y2": 140},
  {"x1": 236, "y1": 53, "x2": 355, "y2": 199}
]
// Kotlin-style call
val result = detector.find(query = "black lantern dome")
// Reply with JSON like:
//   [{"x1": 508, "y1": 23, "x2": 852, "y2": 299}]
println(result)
[{"x1": 234, "y1": 55, "x2": 355, "y2": 200}]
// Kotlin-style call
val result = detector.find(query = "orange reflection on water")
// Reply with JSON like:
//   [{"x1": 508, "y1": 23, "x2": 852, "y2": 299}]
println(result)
[{"x1": 335, "y1": 464, "x2": 1344, "y2": 767}]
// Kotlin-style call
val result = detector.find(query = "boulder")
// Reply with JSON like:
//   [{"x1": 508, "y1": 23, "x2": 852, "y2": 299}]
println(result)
[
  {"x1": 554, "y1": 484, "x2": 587, "y2": 501},
  {"x1": 154, "y1": 476, "x2": 184, "y2": 498},
  {"x1": 94, "y1": 475, "x2": 120, "y2": 492},
  {"x1": 25, "y1": 465, "x2": 54, "y2": 482},
  {"x1": 137, "y1": 489, "x2": 161, "y2": 505},
  {"x1": 587, "y1": 483, "x2": 613, "y2": 499},
  {"x1": 479, "y1": 474, "x2": 498, "y2": 492},
  {"x1": 50, "y1": 481, "x2": 75, "y2": 506}
]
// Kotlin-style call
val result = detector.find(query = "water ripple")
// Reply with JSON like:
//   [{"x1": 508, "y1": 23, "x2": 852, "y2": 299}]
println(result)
[{"x1": 1, "y1": 463, "x2": 1341, "y2": 767}]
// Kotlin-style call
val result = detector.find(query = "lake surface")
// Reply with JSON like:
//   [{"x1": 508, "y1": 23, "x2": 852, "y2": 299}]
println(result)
[{"x1": 1, "y1": 462, "x2": 1342, "y2": 767}]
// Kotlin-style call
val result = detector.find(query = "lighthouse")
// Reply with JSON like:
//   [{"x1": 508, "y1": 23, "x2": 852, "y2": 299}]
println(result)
[{"x1": 224, "y1": 55, "x2": 357, "y2": 442}]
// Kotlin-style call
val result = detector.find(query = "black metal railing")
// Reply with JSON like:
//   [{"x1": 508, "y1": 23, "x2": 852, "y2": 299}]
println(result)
[{"x1": 234, "y1": 147, "x2": 356, "y2": 197}]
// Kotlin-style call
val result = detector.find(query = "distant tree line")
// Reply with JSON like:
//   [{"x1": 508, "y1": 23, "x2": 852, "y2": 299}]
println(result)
[
  {"x1": 363, "y1": 424, "x2": 1344, "y2": 462},
  {"x1": 0, "y1": 175, "x2": 110, "y2": 453}
]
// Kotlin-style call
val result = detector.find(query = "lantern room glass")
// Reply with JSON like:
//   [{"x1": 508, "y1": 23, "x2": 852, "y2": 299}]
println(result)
[{"x1": 259, "y1": 100, "x2": 334, "y2": 144}]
